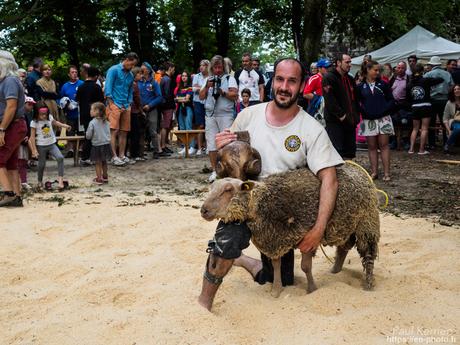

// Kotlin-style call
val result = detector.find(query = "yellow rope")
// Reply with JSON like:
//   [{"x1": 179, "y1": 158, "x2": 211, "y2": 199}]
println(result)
[
  {"x1": 318, "y1": 160, "x2": 389, "y2": 264},
  {"x1": 344, "y1": 160, "x2": 389, "y2": 209}
]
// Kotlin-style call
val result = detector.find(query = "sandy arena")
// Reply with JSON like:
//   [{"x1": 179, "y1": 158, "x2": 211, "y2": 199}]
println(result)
[{"x1": 1, "y1": 152, "x2": 459, "y2": 345}]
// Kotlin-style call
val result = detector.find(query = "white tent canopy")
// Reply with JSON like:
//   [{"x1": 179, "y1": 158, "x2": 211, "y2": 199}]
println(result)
[{"x1": 351, "y1": 25, "x2": 460, "y2": 70}]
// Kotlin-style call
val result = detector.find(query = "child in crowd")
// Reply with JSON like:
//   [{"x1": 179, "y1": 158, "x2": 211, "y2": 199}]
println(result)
[
  {"x1": 18, "y1": 97, "x2": 36, "y2": 190},
  {"x1": 29, "y1": 102, "x2": 71, "y2": 190},
  {"x1": 86, "y1": 102, "x2": 111, "y2": 185},
  {"x1": 237, "y1": 88, "x2": 251, "y2": 114}
]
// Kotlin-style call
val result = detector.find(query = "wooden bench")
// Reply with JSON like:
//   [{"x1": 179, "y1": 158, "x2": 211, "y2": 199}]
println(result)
[
  {"x1": 172, "y1": 130, "x2": 205, "y2": 158},
  {"x1": 56, "y1": 135, "x2": 85, "y2": 166}
]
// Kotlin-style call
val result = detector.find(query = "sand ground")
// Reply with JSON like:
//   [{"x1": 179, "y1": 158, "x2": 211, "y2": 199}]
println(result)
[{"x1": 1, "y1": 155, "x2": 459, "y2": 345}]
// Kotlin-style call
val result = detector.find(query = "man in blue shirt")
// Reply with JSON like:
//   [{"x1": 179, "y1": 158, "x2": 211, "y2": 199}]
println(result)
[
  {"x1": 60, "y1": 65, "x2": 84, "y2": 156},
  {"x1": 105, "y1": 52, "x2": 139, "y2": 166},
  {"x1": 138, "y1": 62, "x2": 164, "y2": 159}
]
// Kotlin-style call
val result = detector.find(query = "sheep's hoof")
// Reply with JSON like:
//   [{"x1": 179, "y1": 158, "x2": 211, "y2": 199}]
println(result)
[
  {"x1": 270, "y1": 285, "x2": 282, "y2": 298},
  {"x1": 307, "y1": 283, "x2": 318, "y2": 294}
]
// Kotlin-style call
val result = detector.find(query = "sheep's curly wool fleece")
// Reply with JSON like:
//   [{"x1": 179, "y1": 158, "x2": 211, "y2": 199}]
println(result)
[{"x1": 225, "y1": 164, "x2": 380, "y2": 259}]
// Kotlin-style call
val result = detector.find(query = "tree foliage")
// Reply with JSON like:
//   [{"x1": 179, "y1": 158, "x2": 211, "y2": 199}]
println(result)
[{"x1": 0, "y1": 0, "x2": 458, "y2": 78}]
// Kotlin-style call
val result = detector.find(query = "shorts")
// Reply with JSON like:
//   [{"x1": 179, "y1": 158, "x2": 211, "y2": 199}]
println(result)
[
  {"x1": 160, "y1": 108, "x2": 174, "y2": 129},
  {"x1": 359, "y1": 115, "x2": 395, "y2": 137},
  {"x1": 207, "y1": 221, "x2": 251, "y2": 260},
  {"x1": 411, "y1": 106, "x2": 432, "y2": 120},
  {"x1": 193, "y1": 101, "x2": 205, "y2": 127},
  {"x1": 107, "y1": 102, "x2": 131, "y2": 131},
  {"x1": 205, "y1": 116, "x2": 234, "y2": 151},
  {"x1": 0, "y1": 119, "x2": 27, "y2": 170}
]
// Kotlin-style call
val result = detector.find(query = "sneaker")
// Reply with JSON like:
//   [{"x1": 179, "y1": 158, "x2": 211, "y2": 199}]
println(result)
[
  {"x1": 102, "y1": 177, "x2": 109, "y2": 184},
  {"x1": 79, "y1": 158, "x2": 92, "y2": 166},
  {"x1": 111, "y1": 156, "x2": 126, "y2": 166},
  {"x1": 0, "y1": 195, "x2": 23, "y2": 207},
  {"x1": 189, "y1": 147, "x2": 197, "y2": 155},
  {"x1": 158, "y1": 151, "x2": 171, "y2": 157},
  {"x1": 208, "y1": 171, "x2": 217, "y2": 183},
  {"x1": 443, "y1": 144, "x2": 450, "y2": 154},
  {"x1": 120, "y1": 156, "x2": 136, "y2": 165},
  {"x1": 134, "y1": 157, "x2": 146, "y2": 161},
  {"x1": 21, "y1": 183, "x2": 32, "y2": 190},
  {"x1": 152, "y1": 152, "x2": 160, "y2": 159},
  {"x1": 418, "y1": 151, "x2": 430, "y2": 155},
  {"x1": 196, "y1": 149, "x2": 202, "y2": 156},
  {"x1": 178, "y1": 147, "x2": 186, "y2": 156},
  {"x1": 163, "y1": 147, "x2": 173, "y2": 154},
  {"x1": 92, "y1": 177, "x2": 104, "y2": 185}
]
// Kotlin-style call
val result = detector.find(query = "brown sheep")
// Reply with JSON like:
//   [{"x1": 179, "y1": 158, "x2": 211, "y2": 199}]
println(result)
[
  {"x1": 215, "y1": 140, "x2": 262, "y2": 181},
  {"x1": 201, "y1": 165, "x2": 380, "y2": 297}
]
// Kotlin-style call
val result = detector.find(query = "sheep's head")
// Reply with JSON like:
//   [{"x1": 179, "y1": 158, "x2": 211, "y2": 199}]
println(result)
[
  {"x1": 216, "y1": 141, "x2": 262, "y2": 181},
  {"x1": 201, "y1": 178, "x2": 256, "y2": 222}
]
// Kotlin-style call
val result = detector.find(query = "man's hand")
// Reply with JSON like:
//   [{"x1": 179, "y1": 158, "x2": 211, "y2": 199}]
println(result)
[
  {"x1": 0, "y1": 132, "x2": 5, "y2": 147},
  {"x1": 32, "y1": 150, "x2": 39, "y2": 159},
  {"x1": 297, "y1": 225, "x2": 325, "y2": 253},
  {"x1": 215, "y1": 129, "x2": 237, "y2": 150},
  {"x1": 143, "y1": 105, "x2": 150, "y2": 112}
]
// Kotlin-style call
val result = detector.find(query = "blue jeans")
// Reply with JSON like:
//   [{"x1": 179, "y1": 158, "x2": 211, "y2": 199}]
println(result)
[
  {"x1": 446, "y1": 123, "x2": 460, "y2": 146},
  {"x1": 178, "y1": 106, "x2": 195, "y2": 148}
]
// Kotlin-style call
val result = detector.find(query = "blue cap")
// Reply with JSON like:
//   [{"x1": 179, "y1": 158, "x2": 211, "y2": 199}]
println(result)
[
  {"x1": 142, "y1": 61, "x2": 153, "y2": 73},
  {"x1": 316, "y1": 58, "x2": 332, "y2": 68}
]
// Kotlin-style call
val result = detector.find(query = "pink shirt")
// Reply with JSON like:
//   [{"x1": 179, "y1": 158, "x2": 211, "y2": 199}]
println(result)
[{"x1": 391, "y1": 75, "x2": 407, "y2": 102}]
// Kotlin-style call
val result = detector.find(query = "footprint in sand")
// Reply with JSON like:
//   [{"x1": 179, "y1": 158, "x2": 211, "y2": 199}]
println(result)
[{"x1": 112, "y1": 292, "x2": 137, "y2": 307}]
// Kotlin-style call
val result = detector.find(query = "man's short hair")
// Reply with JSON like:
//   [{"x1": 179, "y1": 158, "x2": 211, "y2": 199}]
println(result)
[
  {"x1": 408, "y1": 55, "x2": 417, "y2": 62},
  {"x1": 163, "y1": 61, "x2": 175, "y2": 70},
  {"x1": 68, "y1": 65, "x2": 77, "y2": 72},
  {"x1": 397, "y1": 61, "x2": 407, "y2": 67},
  {"x1": 87, "y1": 66, "x2": 100, "y2": 78},
  {"x1": 333, "y1": 52, "x2": 348, "y2": 65},
  {"x1": 124, "y1": 52, "x2": 139, "y2": 61},
  {"x1": 242, "y1": 52, "x2": 252, "y2": 60},
  {"x1": 252, "y1": 57, "x2": 260, "y2": 63},
  {"x1": 447, "y1": 59, "x2": 457, "y2": 65},
  {"x1": 273, "y1": 57, "x2": 306, "y2": 82},
  {"x1": 32, "y1": 58, "x2": 42, "y2": 69}
]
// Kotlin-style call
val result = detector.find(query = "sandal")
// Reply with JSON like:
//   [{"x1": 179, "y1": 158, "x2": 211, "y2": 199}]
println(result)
[
  {"x1": 370, "y1": 173, "x2": 378, "y2": 180},
  {"x1": 92, "y1": 178, "x2": 104, "y2": 185},
  {"x1": 383, "y1": 176, "x2": 391, "y2": 182}
]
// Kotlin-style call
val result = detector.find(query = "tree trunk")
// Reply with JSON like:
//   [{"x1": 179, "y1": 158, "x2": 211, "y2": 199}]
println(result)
[
  {"x1": 301, "y1": 0, "x2": 327, "y2": 64},
  {"x1": 124, "y1": 0, "x2": 141, "y2": 57},
  {"x1": 214, "y1": 0, "x2": 231, "y2": 57},
  {"x1": 61, "y1": 0, "x2": 80, "y2": 68},
  {"x1": 139, "y1": 0, "x2": 153, "y2": 62},
  {"x1": 191, "y1": 0, "x2": 207, "y2": 67},
  {"x1": 291, "y1": 0, "x2": 302, "y2": 60}
]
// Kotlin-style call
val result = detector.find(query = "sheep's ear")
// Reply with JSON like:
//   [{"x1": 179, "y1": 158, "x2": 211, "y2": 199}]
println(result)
[
  {"x1": 215, "y1": 161, "x2": 227, "y2": 178},
  {"x1": 241, "y1": 181, "x2": 255, "y2": 191}
]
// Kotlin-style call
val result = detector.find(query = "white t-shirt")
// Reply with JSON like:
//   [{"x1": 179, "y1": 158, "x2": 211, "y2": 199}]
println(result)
[
  {"x1": 192, "y1": 72, "x2": 206, "y2": 104},
  {"x1": 236, "y1": 69, "x2": 264, "y2": 102},
  {"x1": 231, "y1": 103, "x2": 344, "y2": 177},
  {"x1": 30, "y1": 115, "x2": 56, "y2": 146}
]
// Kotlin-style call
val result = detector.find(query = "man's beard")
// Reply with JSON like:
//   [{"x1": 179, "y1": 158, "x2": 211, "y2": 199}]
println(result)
[{"x1": 273, "y1": 89, "x2": 298, "y2": 109}]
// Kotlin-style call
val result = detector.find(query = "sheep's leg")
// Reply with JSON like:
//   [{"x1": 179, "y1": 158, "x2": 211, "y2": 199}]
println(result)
[
  {"x1": 270, "y1": 258, "x2": 282, "y2": 298},
  {"x1": 301, "y1": 251, "x2": 317, "y2": 293},
  {"x1": 357, "y1": 239, "x2": 378, "y2": 291},
  {"x1": 198, "y1": 254, "x2": 234, "y2": 311},
  {"x1": 331, "y1": 234, "x2": 356, "y2": 274}
]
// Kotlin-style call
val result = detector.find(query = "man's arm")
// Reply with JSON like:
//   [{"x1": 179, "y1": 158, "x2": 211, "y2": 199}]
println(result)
[
  {"x1": 297, "y1": 166, "x2": 338, "y2": 253},
  {"x1": 258, "y1": 83, "x2": 265, "y2": 102},
  {"x1": 0, "y1": 99, "x2": 18, "y2": 146},
  {"x1": 104, "y1": 68, "x2": 114, "y2": 102}
]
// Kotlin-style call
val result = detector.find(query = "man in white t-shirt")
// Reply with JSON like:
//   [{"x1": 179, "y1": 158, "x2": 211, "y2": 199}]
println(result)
[
  {"x1": 198, "y1": 58, "x2": 344, "y2": 311},
  {"x1": 234, "y1": 52, "x2": 265, "y2": 105}
]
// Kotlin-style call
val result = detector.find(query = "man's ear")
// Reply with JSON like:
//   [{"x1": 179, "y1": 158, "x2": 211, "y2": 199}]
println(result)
[{"x1": 241, "y1": 181, "x2": 255, "y2": 191}]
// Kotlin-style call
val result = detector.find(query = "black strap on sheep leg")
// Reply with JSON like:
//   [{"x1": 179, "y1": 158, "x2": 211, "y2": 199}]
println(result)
[{"x1": 203, "y1": 254, "x2": 224, "y2": 285}]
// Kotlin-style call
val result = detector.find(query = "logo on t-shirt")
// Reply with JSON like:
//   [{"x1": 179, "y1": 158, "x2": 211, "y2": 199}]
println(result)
[
  {"x1": 411, "y1": 86, "x2": 425, "y2": 101},
  {"x1": 284, "y1": 135, "x2": 301, "y2": 152}
]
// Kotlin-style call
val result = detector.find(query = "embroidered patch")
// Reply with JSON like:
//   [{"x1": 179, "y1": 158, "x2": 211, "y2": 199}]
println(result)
[{"x1": 284, "y1": 135, "x2": 301, "y2": 152}]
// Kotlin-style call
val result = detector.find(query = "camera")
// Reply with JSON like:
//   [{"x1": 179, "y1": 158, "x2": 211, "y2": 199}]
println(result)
[{"x1": 209, "y1": 75, "x2": 222, "y2": 100}]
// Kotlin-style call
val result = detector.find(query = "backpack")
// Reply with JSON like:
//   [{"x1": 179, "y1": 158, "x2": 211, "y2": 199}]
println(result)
[{"x1": 306, "y1": 94, "x2": 325, "y2": 127}]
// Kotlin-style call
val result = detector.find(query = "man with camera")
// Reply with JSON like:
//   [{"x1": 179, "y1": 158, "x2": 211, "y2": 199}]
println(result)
[{"x1": 199, "y1": 55, "x2": 238, "y2": 182}]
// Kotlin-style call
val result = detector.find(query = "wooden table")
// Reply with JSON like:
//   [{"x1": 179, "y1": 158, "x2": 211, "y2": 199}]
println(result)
[
  {"x1": 56, "y1": 135, "x2": 85, "y2": 166},
  {"x1": 172, "y1": 130, "x2": 205, "y2": 158}
]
